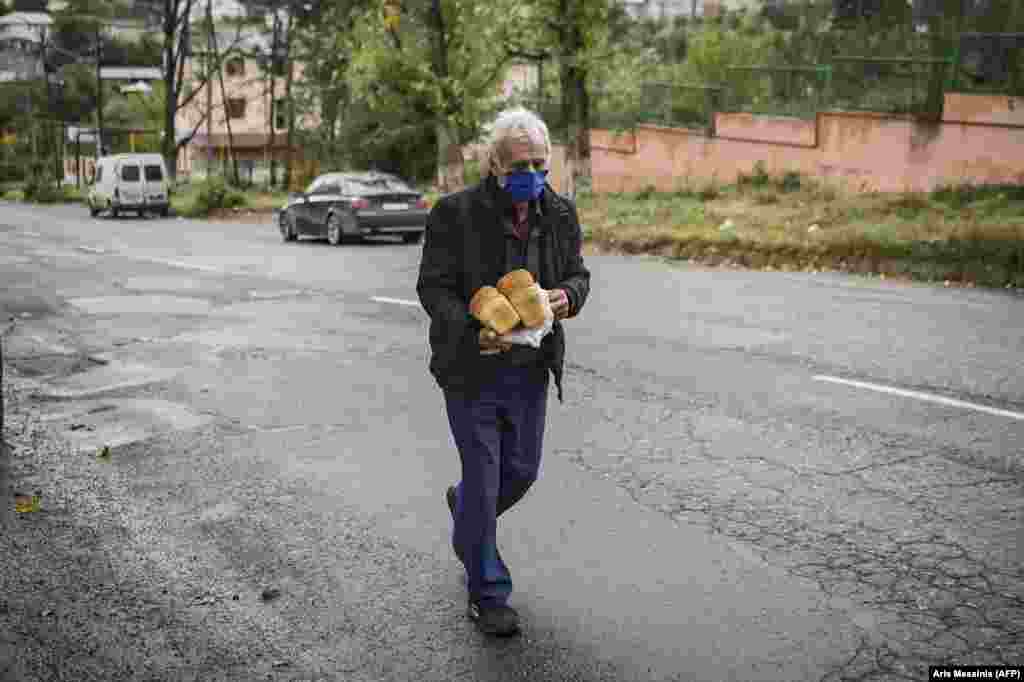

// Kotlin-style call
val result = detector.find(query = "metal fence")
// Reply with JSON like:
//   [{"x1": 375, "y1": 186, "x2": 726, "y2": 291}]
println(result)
[
  {"x1": 828, "y1": 56, "x2": 952, "y2": 117},
  {"x1": 591, "y1": 82, "x2": 724, "y2": 135},
  {"x1": 723, "y1": 66, "x2": 831, "y2": 120}
]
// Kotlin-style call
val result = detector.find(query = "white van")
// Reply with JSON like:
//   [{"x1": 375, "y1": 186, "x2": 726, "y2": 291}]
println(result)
[{"x1": 87, "y1": 153, "x2": 170, "y2": 218}]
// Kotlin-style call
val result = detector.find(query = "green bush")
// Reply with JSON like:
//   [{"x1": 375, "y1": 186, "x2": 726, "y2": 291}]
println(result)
[
  {"x1": 779, "y1": 171, "x2": 802, "y2": 193},
  {"x1": 23, "y1": 174, "x2": 60, "y2": 203},
  {"x1": 187, "y1": 176, "x2": 248, "y2": 217},
  {"x1": 698, "y1": 182, "x2": 721, "y2": 202}
]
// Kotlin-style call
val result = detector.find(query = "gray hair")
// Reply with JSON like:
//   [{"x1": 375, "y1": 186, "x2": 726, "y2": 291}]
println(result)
[{"x1": 484, "y1": 107, "x2": 552, "y2": 176}]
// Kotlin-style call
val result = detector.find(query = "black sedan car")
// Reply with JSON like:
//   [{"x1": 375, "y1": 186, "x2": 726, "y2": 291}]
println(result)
[{"x1": 276, "y1": 171, "x2": 429, "y2": 245}]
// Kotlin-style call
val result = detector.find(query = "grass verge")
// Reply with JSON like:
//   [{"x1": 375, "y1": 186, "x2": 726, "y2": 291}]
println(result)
[{"x1": 577, "y1": 179, "x2": 1024, "y2": 290}]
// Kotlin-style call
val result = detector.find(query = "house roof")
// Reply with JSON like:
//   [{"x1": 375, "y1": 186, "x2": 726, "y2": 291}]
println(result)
[{"x1": 0, "y1": 12, "x2": 54, "y2": 26}]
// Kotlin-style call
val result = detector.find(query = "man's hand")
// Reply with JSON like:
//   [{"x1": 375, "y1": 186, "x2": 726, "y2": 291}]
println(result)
[
  {"x1": 479, "y1": 328, "x2": 512, "y2": 355},
  {"x1": 548, "y1": 288, "x2": 570, "y2": 320}
]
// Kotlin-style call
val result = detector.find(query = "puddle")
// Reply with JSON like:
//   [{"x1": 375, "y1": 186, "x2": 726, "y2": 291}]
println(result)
[{"x1": 69, "y1": 295, "x2": 212, "y2": 316}]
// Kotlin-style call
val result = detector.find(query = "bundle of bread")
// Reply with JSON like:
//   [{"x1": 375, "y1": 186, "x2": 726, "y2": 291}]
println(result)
[{"x1": 470, "y1": 270, "x2": 554, "y2": 349}]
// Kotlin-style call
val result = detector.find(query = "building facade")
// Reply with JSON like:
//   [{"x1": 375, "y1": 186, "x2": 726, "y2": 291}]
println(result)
[
  {"x1": 0, "y1": 12, "x2": 52, "y2": 82},
  {"x1": 174, "y1": 25, "x2": 312, "y2": 183}
]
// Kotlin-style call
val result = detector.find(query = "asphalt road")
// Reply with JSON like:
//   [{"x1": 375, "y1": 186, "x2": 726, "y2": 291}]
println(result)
[{"x1": 1, "y1": 201, "x2": 1021, "y2": 681}]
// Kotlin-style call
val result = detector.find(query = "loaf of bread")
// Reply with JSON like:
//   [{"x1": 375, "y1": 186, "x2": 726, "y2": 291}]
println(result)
[
  {"x1": 469, "y1": 286, "x2": 521, "y2": 335},
  {"x1": 496, "y1": 269, "x2": 535, "y2": 293},
  {"x1": 497, "y1": 269, "x2": 548, "y2": 329}
]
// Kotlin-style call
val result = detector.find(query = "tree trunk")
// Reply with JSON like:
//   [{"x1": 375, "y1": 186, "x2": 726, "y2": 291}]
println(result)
[
  {"x1": 209, "y1": 10, "x2": 239, "y2": 185},
  {"x1": 267, "y1": 11, "x2": 279, "y2": 188},
  {"x1": 162, "y1": 2, "x2": 179, "y2": 181},
  {"x1": 283, "y1": 14, "x2": 294, "y2": 191},
  {"x1": 428, "y1": 0, "x2": 463, "y2": 193},
  {"x1": 435, "y1": 121, "x2": 463, "y2": 194}
]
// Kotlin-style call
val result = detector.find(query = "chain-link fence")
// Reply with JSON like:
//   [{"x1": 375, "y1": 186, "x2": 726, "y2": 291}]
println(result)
[
  {"x1": 817, "y1": 57, "x2": 952, "y2": 118},
  {"x1": 591, "y1": 82, "x2": 724, "y2": 135},
  {"x1": 723, "y1": 66, "x2": 831, "y2": 119}
]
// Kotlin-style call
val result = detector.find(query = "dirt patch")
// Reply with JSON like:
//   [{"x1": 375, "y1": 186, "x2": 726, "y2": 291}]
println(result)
[{"x1": 205, "y1": 207, "x2": 276, "y2": 223}]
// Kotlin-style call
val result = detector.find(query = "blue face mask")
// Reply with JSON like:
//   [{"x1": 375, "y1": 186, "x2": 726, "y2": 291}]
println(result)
[{"x1": 503, "y1": 170, "x2": 548, "y2": 202}]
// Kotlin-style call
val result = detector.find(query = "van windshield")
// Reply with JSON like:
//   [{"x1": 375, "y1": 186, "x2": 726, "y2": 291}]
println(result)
[
  {"x1": 144, "y1": 165, "x2": 163, "y2": 182},
  {"x1": 121, "y1": 165, "x2": 140, "y2": 182}
]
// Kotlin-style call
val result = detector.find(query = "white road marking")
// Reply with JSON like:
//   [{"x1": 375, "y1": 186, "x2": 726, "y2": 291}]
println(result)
[
  {"x1": 372, "y1": 296, "x2": 421, "y2": 308},
  {"x1": 77, "y1": 246, "x2": 106, "y2": 254},
  {"x1": 23, "y1": 231, "x2": 41, "y2": 237},
  {"x1": 814, "y1": 375, "x2": 1024, "y2": 421},
  {"x1": 134, "y1": 256, "x2": 227, "y2": 274}
]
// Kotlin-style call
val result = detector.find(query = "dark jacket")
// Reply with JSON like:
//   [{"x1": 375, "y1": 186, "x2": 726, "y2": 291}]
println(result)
[{"x1": 416, "y1": 178, "x2": 591, "y2": 402}]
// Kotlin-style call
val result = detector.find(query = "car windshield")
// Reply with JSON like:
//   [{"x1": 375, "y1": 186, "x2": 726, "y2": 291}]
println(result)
[
  {"x1": 347, "y1": 176, "x2": 413, "y2": 194},
  {"x1": 121, "y1": 165, "x2": 140, "y2": 182},
  {"x1": 144, "y1": 165, "x2": 163, "y2": 181}
]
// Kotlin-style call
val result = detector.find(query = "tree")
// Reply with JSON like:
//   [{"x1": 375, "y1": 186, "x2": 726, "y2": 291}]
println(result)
[
  {"x1": 523, "y1": 0, "x2": 613, "y2": 197},
  {"x1": 346, "y1": 0, "x2": 517, "y2": 191}
]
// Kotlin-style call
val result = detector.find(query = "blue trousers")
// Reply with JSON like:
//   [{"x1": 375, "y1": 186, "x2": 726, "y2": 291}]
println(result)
[{"x1": 444, "y1": 364, "x2": 549, "y2": 607}]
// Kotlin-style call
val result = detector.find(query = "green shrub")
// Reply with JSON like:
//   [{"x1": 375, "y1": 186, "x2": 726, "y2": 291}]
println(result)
[
  {"x1": 779, "y1": 170, "x2": 802, "y2": 193},
  {"x1": 187, "y1": 176, "x2": 248, "y2": 217},
  {"x1": 636, "y1": 184, "x2": 658, "y2": 200},
  {"x1": 698, "y1": 182, "x2": 721, "y2": 202},
  {"x1": 748, "y1": 161, "x2": 771, "y2": 188}
]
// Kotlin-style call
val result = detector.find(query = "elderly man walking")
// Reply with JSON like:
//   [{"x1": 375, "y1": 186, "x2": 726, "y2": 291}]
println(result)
[{"x1": 417, "y1": 108, "x2": 590, "y2": 636}]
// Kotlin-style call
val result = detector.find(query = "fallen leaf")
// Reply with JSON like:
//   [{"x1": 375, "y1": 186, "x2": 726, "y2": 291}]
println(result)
[
  {"x1": 97, "y1": 446, "x2": 111, "y2": 461},
  {"x1": 15, "y1": 494, "x2": 41, "y2": 513}
]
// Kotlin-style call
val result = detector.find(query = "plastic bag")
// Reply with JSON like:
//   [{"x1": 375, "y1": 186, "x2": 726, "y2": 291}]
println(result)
[{"x1": 498, "y1": 285, "x2": 554, "y2": 348}]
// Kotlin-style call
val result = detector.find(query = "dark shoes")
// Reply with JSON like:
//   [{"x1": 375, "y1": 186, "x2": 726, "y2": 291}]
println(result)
[
  {"x1": 446, "y1": 485, "x2": 456, "y2": 519},
  {"x1": 467, "y1": 601, "x2": 520, "y2": 637}
]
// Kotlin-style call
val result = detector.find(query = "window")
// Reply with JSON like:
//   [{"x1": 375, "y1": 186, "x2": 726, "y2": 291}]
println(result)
[
  {"x1": 94, "y1": 164, "x2": 103, "y2": 183},
  {"x1": 226, "y1": 98, "x2": 246, "y2": 119},
  {"x1": 144, "y1": 164, "x2": 163, "y2": 182},
  {"x1": 347, "y1": 176, "x2": 413, "y2": 194},
  {"x1": 225, "y1": 56, "x2": 245, "y2": 77},
  {"x1": 274, "y1": 98, "x2": 287, "y2": 130},
  {"x1": 121, "y1": 165, "x2": 140, "y2": 182}
]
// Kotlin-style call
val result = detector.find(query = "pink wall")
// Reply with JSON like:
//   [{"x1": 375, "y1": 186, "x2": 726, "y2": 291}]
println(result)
[{"x1": 591, "y1": 94, "x2": 1024, "y2": 194}]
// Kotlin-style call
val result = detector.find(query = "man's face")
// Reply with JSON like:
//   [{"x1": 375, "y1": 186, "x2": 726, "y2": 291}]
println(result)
[{"x1": 498, "y1": 133, "x2": 549, "y2": 176}]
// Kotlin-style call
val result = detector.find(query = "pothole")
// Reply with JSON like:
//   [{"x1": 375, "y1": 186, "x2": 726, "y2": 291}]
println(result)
[
  {"x1": 31, "y1": 360, "x2": 180, "y2": 400},
  {"x1": 7, "y1": 354, "x2": 108, "y2": 378}
]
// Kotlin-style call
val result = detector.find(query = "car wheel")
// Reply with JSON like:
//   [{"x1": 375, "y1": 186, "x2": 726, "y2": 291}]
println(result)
[
  {"x1": 327, "y1": 213, "x2": 344, "y2": 246},
  {"x1": 279, "y1": 211, "x2": 297, "y2": 242},
  {"x1": 88, "y1": 200, "x2": 99, "y2": 217},
  {"x1": 402, "y1": 232, "x2": 423, "y2": 245},
  {"x1": 109, "y1": 201, "x2": 119, "y2": 218},
  {"x1": 160, "y1": 207, "x2": 169, "y2": 218}
]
